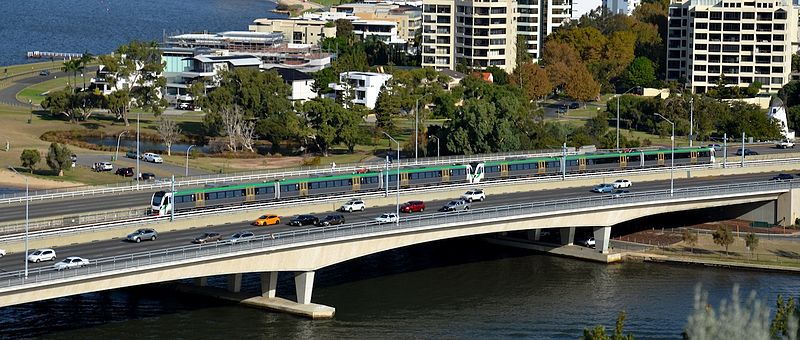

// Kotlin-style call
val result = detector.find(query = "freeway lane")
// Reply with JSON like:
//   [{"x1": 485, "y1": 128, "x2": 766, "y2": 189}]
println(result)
[
  {"x1": 0, "y1": 170, "x2": 789, "y2": 275},
  {"x1": 0, "y1": 143, "x2": 794, "y2": 224}
]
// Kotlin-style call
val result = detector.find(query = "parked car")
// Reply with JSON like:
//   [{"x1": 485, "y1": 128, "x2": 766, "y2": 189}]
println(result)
[
  {"x1": 289, "y1": 215, "x2": 319, "y2": 226},
  {"x1": 610, "y1": 189, "x2": 630, "y2": 198},
  {"x1": 142, "y1": 153, "x2": 163, "y2": 163},
  {"x1": 592, "y1": 184, "x2": 615, "y2": 193},
  {"x1": 735, "y1": 148, "x2": 759, "y2": 156},
  {"x1": 53, "y1": 256, "x2": 90, "y2": 270},
  {"x1": 39, "y1": 70, "x2": 50, "y2": 76},
  {"x1": 569, "y1": 102, "x2": 580, "y2": 109},
  {"x1": 776, "y1": 140, "x2": 795, "y2": 149},
  {"x1": 707, "y1": 144, "x2": 723, "y2": 152},
  {"x1": 27, "y1": 248, "x2": 56, "y2": 263},
  {"x1": 116, "y1": 167, "x2": 134, "y2": 177},
  {"x1": 771, "y1": 173, "x2": 795, "y2": 181},
  {"x1": 582, "y1": 237, "x2": 596, "y2": 248},
  {"x1": 228, "y1": 231, "x2": 255, "y2": 244},
  {"x1": 126, "y1": 150, "x2": 139, "y2": 159},
  {"x1": 253, "y1": 214, "x2": 281, "y2": 226},
  {"x1": 0, "y1": 249, "x2": 5, "y2": 257},
  {"x1": 139, "y1": 172, "x2": 156, "y2": 180},
  {"x1": 127, "y1": 228, "x2": 158, "y2": 242},
  {"x1": 177, "y1": 102, "x2": 193, "y2": 110},
  {"x1": 339, "y1": 199, "x2": 366, "y2": 212},
  {"x1": 96, "y1": 162, "x2": 113, "y2": 171},
  {"x1": 612, "y1": 179, "x2": 632, "y2": 188},
  {"x1": 400, "y1": 200, "x2": 426, "y2": 213},
  {"x1": 440, "y1": 199, "x2": 470, "y2": 212},
  {"x1": 192, "y1": 232, "x2": 221, "y2": 244},
  {"x1": 462, "y1": 189, "x2": 486, "y2": 202},
  {"x1": 317, "y1": 214, "x2": 346, "y2": 226},
  {"x1": 374, "y1": 213, "x2": 399, "y2": 224}
]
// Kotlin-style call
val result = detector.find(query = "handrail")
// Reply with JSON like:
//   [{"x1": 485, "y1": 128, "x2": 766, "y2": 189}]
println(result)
[{"x1": 0, "y1": 179, "x2": 791, "y2": 288}]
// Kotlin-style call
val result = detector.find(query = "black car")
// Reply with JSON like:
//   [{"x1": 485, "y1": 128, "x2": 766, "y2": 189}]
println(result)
[
  {"x1": 289, "y1": 214, "x2": 319, "y2": 226},
  {"x1": 140, "y1": 172, "x2": 156, "y2": 180},
  {"x1": 771, "y1": 173, "x2": 795, "y2": 181},
  {"x1": 317, "y1": 214, "x2": 345, "y2": 226},
  {"x1": 569, "y1": 102, "x2": 580, "y2": 109},
  {"x1": 125, "y1": 150, "x2": 139, "y2": 159},
  {"x1": 39, "y1": 70, "x2": 49, "y2": 76},
  {"x1": 115, "y1": 167, "x2": 134, "y2": 177},
  {"x1": 735, "y1": 148, "x2": 759, "y2": 156}
]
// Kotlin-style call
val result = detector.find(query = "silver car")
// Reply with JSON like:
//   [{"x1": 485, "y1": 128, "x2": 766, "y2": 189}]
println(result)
[
  {"x1": 126, "y1": 228, "x2": 158, "y2": 243},
  {"x1": 228, "y1": 231, "x2": 255, "y2": 244},
  {"x1": 440, "y1": 199, "x2": 471, "y2": 212}
]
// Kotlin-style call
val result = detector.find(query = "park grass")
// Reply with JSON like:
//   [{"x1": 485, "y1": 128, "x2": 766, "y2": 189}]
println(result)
[
  {"x1": 17, "y1": 76, "x2": 74, "y2": 105},
  {"x1": 0, "y1": 60, "x2": 62, "y2": 78}
]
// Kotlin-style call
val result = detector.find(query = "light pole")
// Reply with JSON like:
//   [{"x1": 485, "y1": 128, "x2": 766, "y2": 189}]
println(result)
[
  {"x1": 114, "y1": 131, "x2": 127, "y2": 161},
  {"x1": 185, "y1": 145, "x2": 195, "y2": 176},
  {"x1": 616, "y1": 87, "x2": 639, "y2": 150},
  {"x1": 382, "y1": 132, "x2": 400, "y2": 226},
  {"x1": 689, "y1": 97, "x2": 694, "y2": 147},
  {"x1": 429, "y1": 135, "x2": 440, "y2": 161},
  {"x1": 9, "y1": 167, "x2": 29, "y2": 278},
  {"x1": 654, "y1": 112, "x2": 675, "y2": 196},
  {"x1": 28, "y1": 99, "x2": 32, "y2": 124},
  {"x1": 136, "y1": 110, "x2": 140, "y2": 187}
]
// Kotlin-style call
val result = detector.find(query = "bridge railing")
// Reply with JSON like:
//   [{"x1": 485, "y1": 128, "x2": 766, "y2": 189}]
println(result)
[{"x1": 0, "y1": 179, "x2": 792, "y2": 289}]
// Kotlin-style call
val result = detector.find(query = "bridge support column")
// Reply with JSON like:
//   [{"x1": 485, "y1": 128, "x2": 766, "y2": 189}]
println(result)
[
  {"x1": 560, "y1": 227, "x2": 575, "y2": 245},
  {"x1": 194, "y1": 277, "x2": 208, "y2": 287},
  {"x1": 526, "y1": 229, "x2": 542, "y2": 241},
  {"x1": 295, "y1": 271, "x2": 315, "y2": 305},
  {"x1": 227, "y1": 274, "x2": 242, "y2": 293},
  {"x1": 593, "y1": 226, "x2": 612, "y2": 254},
  {"x1": 777, "y1": 188, "x2": 800, "y2": 227},
  {"x1": 261, "y1": 272, "x2": 278, "y2": 298}
]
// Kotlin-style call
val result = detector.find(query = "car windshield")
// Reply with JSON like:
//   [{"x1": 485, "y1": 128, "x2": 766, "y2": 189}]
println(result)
[
  {"x1": 32, "y1": 251, "x2": 41, "y2": 255},
  {"x1": 259, "y1": 215, "x2": 267, "y2": 219},
  {"x1": 381, "y1": 214, "x2": 389, "y2": 218},
  {"x1": 448, "y1": 201, "x2": 458, "y2": 205},
  {"x1": 151, "y1": 192, "x2": 165, "y2": 206}
]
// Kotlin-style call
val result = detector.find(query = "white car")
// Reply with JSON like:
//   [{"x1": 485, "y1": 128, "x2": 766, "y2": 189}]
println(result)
[
  {"x1": 374, "y1": 213, "x2": 399, "y2": 224},
  {"x1": 612, "y1": 179, "x2": 632, "y2": 188},
  {"x1": 143, "y1": 153, "x2": 163, "y2": 163},
  {"x1": 53, "y1": 256, "x2": 90, "y2": 270},
  {"x1": 583, "y1": 237, "x2": 596, "y2": 248},
  {"x1": 228, "y1": 231, "x2": 255, "y2": 244},
  {"x1": 98, "y1": 162, "x2": 113, "y2": 171},
  {"x1": 0, "y1": 249, "x2": 5, "y2": 257},
  {"x1": 461, "y1": 189, "x2": 486, "y2": 202},
  {"x1": 27, "y1": 248, "x2": 57, "y2": 263},
  {"x1": 340, "y1": 199, "x2": 366, "y2": 212}
]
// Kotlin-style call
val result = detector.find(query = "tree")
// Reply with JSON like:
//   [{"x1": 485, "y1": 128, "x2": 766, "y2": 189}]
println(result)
[
  {"x1": 78, "y1": 52, "x2": 95, "y2": 89},
  {"x1": 61, "y1": 59, "x2": 80, "y2": 87},
  {"x1": 712, "y1": 225, "x2": 734, "y2": 255},
  {"x1": 373, "y1": 87, "x2": 399, "y2": 133},
  {"x1": 770, "y1": 295, "x2": 798, "y2": 338},
  {"x1": 20, "y1": 149, "x2": 41, "y2": 173},
  {"x1": 303, "y1": 98, "x2": 365, "y2": 155},
  {"x1": 684, "y1": 285, "x2": 771, "y2": 339},
  {"x1": 581, "y1": 311, "x2": 635, "y2": 340},
  {"x1": 97, "y1": 41, "x2": 166, "y2": 125},
  {"x1": 40, "y1": 87, "x2": 103, "y2": 122},
  {"x1": 156, "y1": 117, "x2": 182, "y2": 156},
  {"x1": 220, "y1": 105, "x2": 245, "y2": 152},
  {"x1": 510, "y1": 62, "x2": 552, "y2": 101},
  {"x1": 516, "y1": 35, "x2": 532, "y2": 68},
  {"x1": 623, "y1": 57, "x2": 656, "y2": 88},
  {"x1": 485, "y1": 66, "x2": 509, "y2": 85},
  {"x1": 46, "y1": 143, "x2": 71, "y2": 176},
  {"x1": 745, "y1": 232, "x2": 759, "y2": 258},
  {"x1": 566, "y1": 65, "x2": 600, "y2": 102},
  {"x1": 682, "y1": 229, "x2": 698, "y2": 253}
]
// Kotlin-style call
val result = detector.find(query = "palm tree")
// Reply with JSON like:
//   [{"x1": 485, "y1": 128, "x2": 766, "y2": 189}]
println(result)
[
  {"x1": 61, "y1": 59, "x2": 79, "y2": 88},
  {"x1": 79, "y1": 52, "x2": 94, "y2": 90}
]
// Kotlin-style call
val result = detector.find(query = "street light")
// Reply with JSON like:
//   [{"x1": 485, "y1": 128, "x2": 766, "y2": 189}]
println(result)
[
  {"x1": 136, "y1": 111, "x2": 140, "y2": 188},
  {"x1": 615, "y1": 87, "x2": 639, "y2": 150},
  {"x1": 8, "y1": 167, "x2": 29, "y2": 279},
  {"x1": 114, "y1": 131, "x2": 127, "y2": 161},
  {"x1": 429, "y1": 135, "x2": 440, "y2": 161},
  {"x1": 689, "y1": 97, "x2": 694, "y2": 147},
  {"x1": 28, "y1": 99, "x2": 32, "y2": 124},
  {"x1": 382, "y1": 132, "x2": 400, "y2": 226},
  {"x1": 654, "y1": 112, "x2": 675, "y2": 196},
  {"x1": 185, "y1": 145, "x2": 195, "y2": 176}
]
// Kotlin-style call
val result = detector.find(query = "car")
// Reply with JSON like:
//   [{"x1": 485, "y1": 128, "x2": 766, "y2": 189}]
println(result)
[
  {"x1": 96, "y1": 162, "x2": 113, "y2": 171},
  {"x1": 317, "y1": 214, "x2": 346, "y2": 226},
  {"x1": 177, "y1": 102, "x2": 192, "y2": 110},
  {"x1": 289, "y1": 215, "x2": 319, "y2": 227},
  {"x1": 735, "y1": 148, "x2": 759, "y2": 156},
  {"x1": 612, "y1": 179, "x2": 632, "y2": 189},
  {"x1": 569, "y1": 102, "x2": 580, "y2": 109},
  {"x1": 440, "y1": 199, "x2": 471, "y2": 212},
  {"x1": 39, "y1": 70, "x2": 49, "y2": 76},
  {"x1": 127, "y1": 228, "x2": 158, "y2": 242},
  {"x1": 610, "y1": 189, "x2": 630, "y2": 198},
  {"x1": 462, "y1": 189, "x2": 486, "y2": 202},
  {"x1": 776, "y1": 140, "x2": 795, "y2": 149},
  {"x1": 400, "y1": 200, "x2": 426, "y2": 213},
  {"x1": 253, "y1": 214, "x2": 281, "y2": 226},
  {"x1": 340, "y1": 199, "x2": 366, "y2": 212},
  {"x1": 126, "y1": 150, "x2": 139, "y2": 159},
  {"x1": 582, "y1": 237, "x2": 596, "y2": 248},
  {"x1": 27, "y1": 248, "x2": 56, "y2": 263},
  {"x1": 139, "y1": 172, "x2": 156, "y2": 180},
  {"x1": 771, "y1": 173, "x2": 795, "y2": 181},
  {"x1": 0, "y1": 249, "x2": 5, "y2": 257},
  {"x1": 53, "y1": 256, "x2": 90, "y2": 270},
  {"x1": 228, "y1": 231, "x2": 255, "y2": 244},
  {"x1": 707, "y1": 144, "x2": 723, "y2": 152},
  {"x1": 116, "y1": 167, "x2": 134, "y2": 177},
  {"x1": 192, "y1": 232, "x2": 222, "y2": 244},
  {"x1": 592, "y1": 184, "x2": 615, "y2": 193},
  {"x1": 142, "y1": 153, "x2": 163, "y2": 163},
  {"x1": 374, "y1": 213, "x2": 399, "y2": 224}
]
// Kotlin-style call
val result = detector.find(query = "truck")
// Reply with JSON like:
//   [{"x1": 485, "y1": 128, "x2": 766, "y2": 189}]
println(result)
[{"x1": 776, "y1": 140, "x2": 795, "y2": 149}]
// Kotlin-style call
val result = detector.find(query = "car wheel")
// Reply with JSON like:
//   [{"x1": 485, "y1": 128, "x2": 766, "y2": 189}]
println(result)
[
  {"x1": 480, "y1": 197, "x2": 485, "y2": 202},
  {"x1": 360, "y1": 206, "x2": 365, "y2": 211},
  {"x1": 348, "y1": 208, "x2": 353, "y2": 212},
  {"x1": 151, "y1": 235, "x2": 157, "y2": 241},
  {"x1": 420, "y1": 208, "x2": 424, "y2": 212},
  {"x1": 135, "y1": 237, "x2": 141, "y2": 243},
  {"x1": 465, "y1": 206, "x2": 469, "y2": 210}
]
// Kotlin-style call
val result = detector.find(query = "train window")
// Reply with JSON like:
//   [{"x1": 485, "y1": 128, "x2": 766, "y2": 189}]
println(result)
[
  {"x1": 227, "y1": 191, "x2": 235, "y2": 198},
  {"x1": 208, "y1": 192, "x2": 217, "y2": 200},
  {"x1": 241, "y1": 189, "x2": 247, "y2": 196},
  {"x1": 204, "y1": 193, "x2": 209, "y2": 200}
]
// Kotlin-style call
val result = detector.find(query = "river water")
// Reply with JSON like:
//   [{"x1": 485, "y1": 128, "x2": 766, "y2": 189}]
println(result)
[
  {"x1": 1, "y1": 0, "x2": 281, "y2": 67},
  {"x1": 1, "y1": 237, "x2": 798, "y2": 339}
]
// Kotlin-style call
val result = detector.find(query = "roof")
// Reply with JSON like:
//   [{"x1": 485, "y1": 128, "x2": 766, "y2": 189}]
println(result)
[
  {"x1": 189, "y1": 55, "x2": 262, "y2": 66},
  {"x1": 770, "y1": 96, "x2": 785, "y2": 108},
  {"x1": 439, "y1": 69, "x2": 465, "y2": 80},
  {"x1": 272, "y1": 67, "x2": 313, "y2": 82}
]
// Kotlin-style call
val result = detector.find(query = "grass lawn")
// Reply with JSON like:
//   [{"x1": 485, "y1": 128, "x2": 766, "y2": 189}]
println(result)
[
  {"x1": 0, "y1": 60, "x2": 62, "y2": 78},
  {"x1": 17, "y1": 76, "x2": 74, "y2": 105}
]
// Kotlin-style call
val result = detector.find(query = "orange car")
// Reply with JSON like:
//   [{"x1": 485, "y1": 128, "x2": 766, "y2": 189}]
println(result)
[{"x1": 253, "y1": 214, "x2": 281, "y2": 226}]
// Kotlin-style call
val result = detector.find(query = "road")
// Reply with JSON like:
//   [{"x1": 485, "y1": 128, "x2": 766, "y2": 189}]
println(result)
[
  {"x1": 0, "y1": 171, "x2": 789, "y2": 274},
  {"x1": 0, "y1": 145, "x2": 794, "y2": 224},
  {"x1": 78, "y1": 153, "x2": 207, "y2": 178}
]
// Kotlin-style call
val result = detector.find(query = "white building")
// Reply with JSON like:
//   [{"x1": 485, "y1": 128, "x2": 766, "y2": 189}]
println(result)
[
  {"x1": 352, "y1": 20, "x2": 407, "y2": 44},
  {"x1": 164, "y1": 54, "x2": 262, "y2": 104},
  {"x1": 518, "y1": 0, "x2": 573, "y2": 61},
  {"x1": 328, "y1": 72, "x2": 393, "y2": 109},
  {"x1": 666, "y1": 0, "x2": 799, "y2": 94},
  {"x1": 768, "y1": 97, "x2": 796, "y2": 139},
  {"x1": 573, "y1": 0, "x2": 602, "y2": 19},
  {"x1": 604, "y1": 0, "x2": 640, "y2": 15},
  {"x1": 272, "y1": 67, "x2": 317, "y2": 102}
]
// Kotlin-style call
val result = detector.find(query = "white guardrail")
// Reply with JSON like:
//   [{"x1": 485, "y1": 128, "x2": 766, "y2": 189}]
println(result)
[
  {"x1": 0, "y1": 179, "x2": 792, "y2": 288},
  {"x1": 0, "y1": 155, "x2": 796, "y2": 241}
]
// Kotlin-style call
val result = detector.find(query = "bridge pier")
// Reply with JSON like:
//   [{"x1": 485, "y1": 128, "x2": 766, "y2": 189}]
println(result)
[
  {"x1": 593, "y1": 226, "x2": 612, "y2": 254},
  {"x1": 560, "y1": 227, "x2": 575, "y2": 245},
  {"x1": 777, "y1": 188, "x2": 800, "y2": 227},
  {"x1": 295, "y1": 271, "x2": 315, "y2": 305},
  {"x1": 261, "y1": 272, "x2": 278, "y2": 298},
  {"x1": 527, "y1": 229, "x2": 541, "y2": 241},
  {"x1": 227, "y1": 274, "x2": 242, "y2": 293},
  {"x1": 194, "y1": 277, "x2": 208, "y2": 287}
]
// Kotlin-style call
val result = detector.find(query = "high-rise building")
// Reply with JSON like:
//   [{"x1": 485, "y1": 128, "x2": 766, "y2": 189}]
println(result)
[
  {"x1": 421, "y1": 0, "x2": 518, "y2": 72},
  {"x1": 603, "y1": 0, "x2": 640, "y2": 15},
  {"x1": 518, "y1": 0, "x2": 573, "y2": 60},
  {"x1": 666, "y1": 0, "x2": 799, "y2": 93}
]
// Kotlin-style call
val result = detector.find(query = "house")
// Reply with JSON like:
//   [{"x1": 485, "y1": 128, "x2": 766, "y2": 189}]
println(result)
[
  {"x1": 328, "y1": 72, "x2": 393, "y2": 109},
  {"x1": 768, "y1": 97, "x2": 796, "y2": 140},
  {"x1": 439, "y1": 69, "x2": 465, "y2": 90},
  {"x1": 164, "y1": 54, "x2": 261, "y2": 104},
  {"x1": 272, "y1": 67, "x2": 316, "y2": 102},
  {"x1": 471, "y1": 72, "x2": 493, "y2": 83}
]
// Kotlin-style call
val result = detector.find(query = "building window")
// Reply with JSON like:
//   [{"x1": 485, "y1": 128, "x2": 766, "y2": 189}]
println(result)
[
  {"x1": 695, "y1": 54, "x2": 707, "y2": 60},
  {"x1": 710, "y1": 12, "x2": 722, "y2": 19},
  {"x1": 694, "y1": 11, "x2": 708, "y2": 18},
  {"x1": 773, "y1": 34, "x2": 784, "y2": 41},
  {"x1": 694, "y1": 75, "x2": 706, "y2": 81},
  {"x1": 694, "y1": 65, "x2": 706, "y2": 71},
  {"x1": 723, "y1": 12, "x2": 740, "y2": 20},
  {"x1": 696, "y1": 23, "x2": 708, "y2": 29},
  {"x1": 709, "y1": 23, "x2": 721, "y2": 31},
  {"x1": 742, "y1": 12, "x2": 755, "y2": 19},
  {"x1": 708, "y1": 65, "x2": 720, "y2": 73},
  {"x1": 775, "y1": 11, "x2": 787, "y2": 19}
]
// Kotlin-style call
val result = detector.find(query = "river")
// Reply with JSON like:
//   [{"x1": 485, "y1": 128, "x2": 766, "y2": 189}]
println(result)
[
  {"x1": 0, "y1": 0, "x2": 282, "y2": 67},
  {"x1": 1, "y1": 237, "x2": 797, "y2": 339}
]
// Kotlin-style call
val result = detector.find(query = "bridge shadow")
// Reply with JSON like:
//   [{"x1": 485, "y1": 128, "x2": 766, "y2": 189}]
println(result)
[{"x1": 772, "y1": 250, "x2": 800, "y2": 259}]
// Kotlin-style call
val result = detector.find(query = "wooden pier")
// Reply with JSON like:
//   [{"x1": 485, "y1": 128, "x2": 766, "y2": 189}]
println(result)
[{"x1": 26, "y1": 51, "x2": 83, "y2": 60}]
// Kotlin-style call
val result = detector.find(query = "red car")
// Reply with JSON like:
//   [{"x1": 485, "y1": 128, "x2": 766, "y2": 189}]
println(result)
[{"x1": 400, "y1": 201, "x2": 425, "y2": 213}]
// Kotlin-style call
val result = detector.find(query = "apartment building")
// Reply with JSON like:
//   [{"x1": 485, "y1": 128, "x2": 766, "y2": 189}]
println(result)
[
  {"x1": 518, "y1": 0, "x2": 573, "y2": 60},
  {"x1": 350, "y1": 7, "x2": 423, "y2": 42},
  {"x1": 249, "y1": 18, "x2": 337, "y2": 45},
  {"x1": 603, "y1": 0, "x2": 640, "y2": 15},
  {"x1": 421, "y1": 0, "x2": 518, "y2": 73},
  {"x1": 666, "y1": 0, "x2": 799, "y2": 93},
  {"x1": 352, "y1": 20, "x2": 407, "y2": 43},
  {"x1": 328, "y1": 72, "x2": 393, "y2": 108}
]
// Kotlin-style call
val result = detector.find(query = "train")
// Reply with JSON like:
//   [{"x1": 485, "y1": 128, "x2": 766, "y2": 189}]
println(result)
[{"x1": 150, "y1": 147, "x2": 716, "y2": 215}]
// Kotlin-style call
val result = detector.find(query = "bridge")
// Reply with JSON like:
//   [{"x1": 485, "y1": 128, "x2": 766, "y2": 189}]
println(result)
[{"x1": 0, "y1": 179, "x2": 796, "y2": 317}]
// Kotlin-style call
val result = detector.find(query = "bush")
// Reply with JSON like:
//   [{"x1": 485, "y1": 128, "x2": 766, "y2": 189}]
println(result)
[{"x1": 20, "y1": 149, "x2": 41, "y2": 173}]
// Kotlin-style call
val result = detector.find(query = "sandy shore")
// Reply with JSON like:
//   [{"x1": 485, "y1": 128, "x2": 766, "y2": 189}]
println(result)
[
  {"x1": 276, "y1": 0, "x2": 324, "y2": 12},
  {"x1": 0, "y1": 169, "x2": 84, "y2": 191}
]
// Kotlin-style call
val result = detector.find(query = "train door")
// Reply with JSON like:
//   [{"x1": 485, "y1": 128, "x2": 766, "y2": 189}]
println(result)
[
  {"x1": 441, "y1": 169, "x2": 450, "y2": 182},
  {"x1": 690, "y1": 151, "x2": 698, "y2": 164},
  {"x1": 467, "y1": 162, "x2": 485, "y2": 183},
  {"x1": 578, "y1": 158, "x2": 587, "y2": 172},
  {"x1": 163, "y1": 193, "x2": 173, "y2": 215},
  {"x1": 640, "y1": 151, "x2": 646, "y2": 167},
  {"x1": 537, "y1": 161, "x2": 546, "y2": 174},
  {"x1": 657, "y1": 153, "x2": 665, "y2": 166},
  {"x1": 619, "y1": 155, "x2": 628, "y2": 168},
  {"x1": 400, "y1": 172, "x2": 409, "y2": 187},
  {"x1": 299, "y1": 182, "x2": 308, "y2": 196},
  {"x1": 353, "y1": 177, "x2": 361, "y2": 191},
  {"x1": 195, "y1": 193, "x2": 205, "y2": 208},
  {"x1": 500, "y1": 164, "x2": 508, "y2": 177}
]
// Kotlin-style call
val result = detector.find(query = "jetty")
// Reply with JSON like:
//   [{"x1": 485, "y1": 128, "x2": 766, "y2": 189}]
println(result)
[{"x1": 26, "y1": 51, "x2": 83, "y2": 59}]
